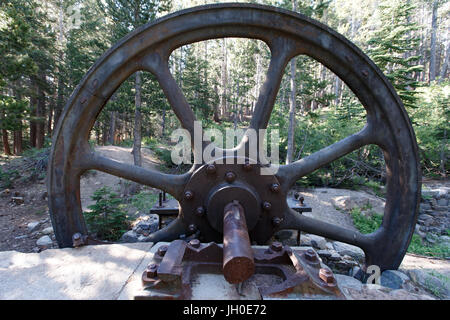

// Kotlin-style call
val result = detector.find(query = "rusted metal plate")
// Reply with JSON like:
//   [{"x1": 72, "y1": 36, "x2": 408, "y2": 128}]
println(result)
[{"x1": 136, "y1": 242, "x2": 344, "y2": 300}]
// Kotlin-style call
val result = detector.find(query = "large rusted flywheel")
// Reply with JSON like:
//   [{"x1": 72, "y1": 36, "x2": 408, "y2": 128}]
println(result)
[{"x1": 47, "y1": 4, "x2": 421, "y2": 272}]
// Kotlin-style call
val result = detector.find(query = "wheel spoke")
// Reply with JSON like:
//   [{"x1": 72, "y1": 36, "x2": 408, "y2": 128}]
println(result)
[
  {"x1": 280, "y1": 208, "x2": 372, "y2": 250},
  {"x1": 277, "y1": 125, "x2": 374, "y2": 188},
  {"x1": 141, "y1": 53, "x2": 197, "y2": 143},
  {"x1": 82, "y1": 152, "x2": 190, "y2": 200},
  {"x1": 146, "y1": 217, "x2": 189, "y2": 243},
  {"x1": 249, "y1": 38, "x2": 296, "y2": 131}
]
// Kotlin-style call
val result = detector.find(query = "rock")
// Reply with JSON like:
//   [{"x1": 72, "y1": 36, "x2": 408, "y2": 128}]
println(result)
[
  {"x1": 414, "y1": 225, "x2": 426, "y2": 238},
  {"x1": 437, "y1": 198, "x2": 448, "y2": 207},
  {"x1": 420, "y1": 203, "x2": 432, "y2": 212},
  {"x1": 328, "y1": 251, "x2": 342, "y2": 261},
  {"x1": 407, "y1": 269, "x2": 450, "y2": 299},
  {"x1": 120, "y1": 230, "x2": 139, "y2": 243},
  {"x1": 11, "y1": 196, "x2": 24, "y2": 205},
  {"x1": 389, "y1": 289, "x2": 434, "y2": 300},
  {"x1": 317, "y1": 250, "x2": 332, "y2": 258},
  {"x1": 308, "y1": 235, "x2": 327, "y2": 250},
  {"x1": 36, "y1": 235, "x2": 53, "y2": 248},
  {"x1": 335, "y1": 274, "x2": 363, "y2": 291},
  {"x1": 299, "y1": 234, "x2": 312, "y2": 246},
  {"x1": 332, "y1": 241, "x2": 365, "y2": 262},
  {"x1": 331, "y1": 195, "x2": 385, "y2": 216},
  {"x1": 27, "y1": 221, "x2": 40, "y2": 233},
  {"x1": 275, "y1": 230, "x2": 296, "y2": 241},
  {"x1": 0, "y1": 189, "x2": 10, "y2": 198},
  {"x1": 14, "y1": 235, "x2": 27, "y2": 240},
  {"x1": 425, "y1": 233, "x2": 438, "y2": 244},
  {"x1": 438, "y1": 236, "x2": 450, "y2": 244},
  {"x1": 133, "y1": 214, "x2": 159, "y2": 235},
  {"x1": 380, "y1": 270, "x2": 410, "y2": 289},
  {"x1": 325, "y1": 242, "x2": 334, "y2": 250},
  {"x1": 41, "y1": 227, "x2": 54, "y2": 235}
]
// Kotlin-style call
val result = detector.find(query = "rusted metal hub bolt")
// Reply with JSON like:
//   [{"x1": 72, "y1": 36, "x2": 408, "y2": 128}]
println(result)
[
  {"x1": 272, "y1": 217, "x2": 282, "y2": 226},
  {"x1": 195, "y1": 206, "x2": 205, "y2": 217},
  {"x1": 304, "y1": 248, "x2": 318, "y2": 262},
  {"x1": 270, "y1": 183, "x2": 280, "y2": 193},
  {"x1": 243, "y1": 162, "x2": 252, "y2": 171},
  {"x1": 270, "y1": 241, "x2": 283, "y2": 252},
  {"x1": 319, "y1": 268, "x2": 335, "y2": 284},
  {"x1": 146, "y1": 263, "x2": 158, "y2": 278},
  {"x1": 188, "y1": 224, "x2": 197, "y2": 232},
  {"x1": 184, "y1": 190, "x2": 194, "y2": 200},
  {"x1": 189, "y1": 239, "x2": 201, "y2": 248},
  {"x1": 263, "y1": 201, "x2": 272, "y2": 211},
  {"x1": 157, "y1": 245, "x2": 168, "y2": 257},
  {"x1": 225, "y1": 171, "x2": 236, "y2": 183},
  {"x1": 206, "y1": 164, "x2": 217, "y2": 175}
]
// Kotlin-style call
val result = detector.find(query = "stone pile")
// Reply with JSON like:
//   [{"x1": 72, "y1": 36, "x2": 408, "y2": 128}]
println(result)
[
  {"x1": 415, "y1": 186, "x2": 450, "y2": 246},
  {"x1": 120, "y1": 214, "x2": 159, "y2": 243}
]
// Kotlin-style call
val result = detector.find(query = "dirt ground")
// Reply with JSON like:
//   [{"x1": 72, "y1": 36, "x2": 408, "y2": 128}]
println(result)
[{"x1": 0, "y1": 146, "x2": 160, "y2": 253}]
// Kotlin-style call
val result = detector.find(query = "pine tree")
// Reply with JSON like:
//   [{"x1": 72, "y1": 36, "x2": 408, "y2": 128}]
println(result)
[{"x1": 367, "y1": 0, "x2": 423, "y2": 109}]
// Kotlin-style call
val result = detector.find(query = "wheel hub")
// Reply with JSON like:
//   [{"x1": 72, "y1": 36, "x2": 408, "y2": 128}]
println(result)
[{"x1": 180, "y1": 158, "x2": 286, "y2": 244}]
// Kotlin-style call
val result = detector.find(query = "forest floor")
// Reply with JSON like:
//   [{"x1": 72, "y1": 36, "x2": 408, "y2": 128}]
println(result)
[{"x1": 0, "y1": 146, "x2": 160, "y2": 253}]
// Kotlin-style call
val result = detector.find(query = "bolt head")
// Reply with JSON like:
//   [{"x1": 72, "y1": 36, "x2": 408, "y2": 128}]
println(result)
[
  {"x1": 206, "y1": 164, "x2": 217, "y2": 175},
  {"x1": 270, "y1": 183, "x2": 280, "y2": 193},
  {"x1": 184, "y1": 190, "x2": 194, "y2": 200},
  {"x1": 195, "y1": 206, "x2": 205, "y2": 217},
  {"x1": 225, "y1": 171, "x2": 236, "y2": 183},
  {"x1": 319, "y1": 268, "x2": 335, "y2": 285},
  {"x1": 189, "y1": 239, "x2": 200, "y2": 248},
  {"x1": 263, "y1": 201, "x2": 272, "y2": 211},
  {"x1": 272, "y1": 217, "x2": 282, "y2": 226},
  {"x1": 270, "y1": 241, "x2": 283, "y2": 252},
  {"x1": 146, "y1": 264, "x2": 158, "y2": 278},
  {"x1": 157, "y1": 245, "x2": 168, "y2": 257},
  {"x1": 188, "y1": 224, "x2": 197, "y2": 232},
  {"x1": 304, "y1": 249, "x2": 318, "y2": 262}
]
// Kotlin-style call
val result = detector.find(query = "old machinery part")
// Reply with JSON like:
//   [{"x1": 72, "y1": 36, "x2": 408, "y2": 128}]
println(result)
[
  {"x1": 137, "y1": 241, "x2": 344, "y2": 300},
  {"x1": 48, "y1": 4, "x2": 421, "y2": 273},
  {"x1": 222, "y1": 201, "x2": 255, "y2": 284}
]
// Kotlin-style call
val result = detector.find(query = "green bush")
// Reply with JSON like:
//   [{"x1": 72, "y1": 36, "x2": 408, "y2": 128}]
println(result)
[
  {"x1": 0, "y1": 167, "x2": 19, "y2": 189},
  {"x1": 350, "y1": 207, "x2": 383, "y2": 234},
  {"x1": 83, "y1": 187, "x2": 130, "y2": 241}
]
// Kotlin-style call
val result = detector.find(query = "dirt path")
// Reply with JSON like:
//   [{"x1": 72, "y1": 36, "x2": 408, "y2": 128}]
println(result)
[{"x1": 80, "y1": 146, "x2": 160, "y2": 210}]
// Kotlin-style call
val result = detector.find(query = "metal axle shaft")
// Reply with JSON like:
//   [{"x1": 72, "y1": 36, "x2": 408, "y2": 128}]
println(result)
[{"x1": 222, "y1": 200, "x2": 255, "y2": 284}]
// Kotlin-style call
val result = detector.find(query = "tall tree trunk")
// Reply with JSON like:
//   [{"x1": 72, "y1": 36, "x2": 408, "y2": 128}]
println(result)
[
  {"x1": 54, "y1": 0, "x2": 65, "y2": 133},
  {"x1": 132, "y1": 71, "x2": 142, "y2": 167},
  {"x1": 161, "y1": 107, "x2": 166, "y2": 137},
  {"x1": 440, "y1": 127, "x2": 447, "y2": 178},
  {"x1": 438, "y1": 42, "x2": 450, "y2": 83},
  {"x1": 36, "y1": 79, "x2": 45, "y2": 149},
  {"x1": 286, "y1": 0, "x2": 298, "y2": 165},
  {"x1": 429, "y1": 0, "x2": 439, "y2": 82},
  {"x1": 220, "y1": 38, "x2": 228, "y2": 118},
  {"x1": 29, "y1": 86, "x2": 37, "y2": 148},
  {"x1": 108, "y1": 111, "x2": 116, "y2": 145},
  {"x1": 13, "y1": 130, "x2": 22, "y2": 155},
  {"x1": 2, "y1": 129, "x2": 11, "y2": 155}
]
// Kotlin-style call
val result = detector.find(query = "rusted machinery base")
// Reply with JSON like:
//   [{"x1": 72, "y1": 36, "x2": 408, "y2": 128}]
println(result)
[{"x1": 135, "y1": 241, "x2": 344, "y2": 300}]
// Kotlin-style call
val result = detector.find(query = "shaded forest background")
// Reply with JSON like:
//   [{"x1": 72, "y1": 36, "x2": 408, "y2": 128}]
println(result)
[{"x1": 0, "y1": 0, "x2": 448, "y2": 189}]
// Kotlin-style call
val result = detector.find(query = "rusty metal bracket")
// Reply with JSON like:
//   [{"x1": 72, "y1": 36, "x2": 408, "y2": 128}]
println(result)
[{"x1": 135, "y1": 241, "x2": 344, "y2": 300}]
